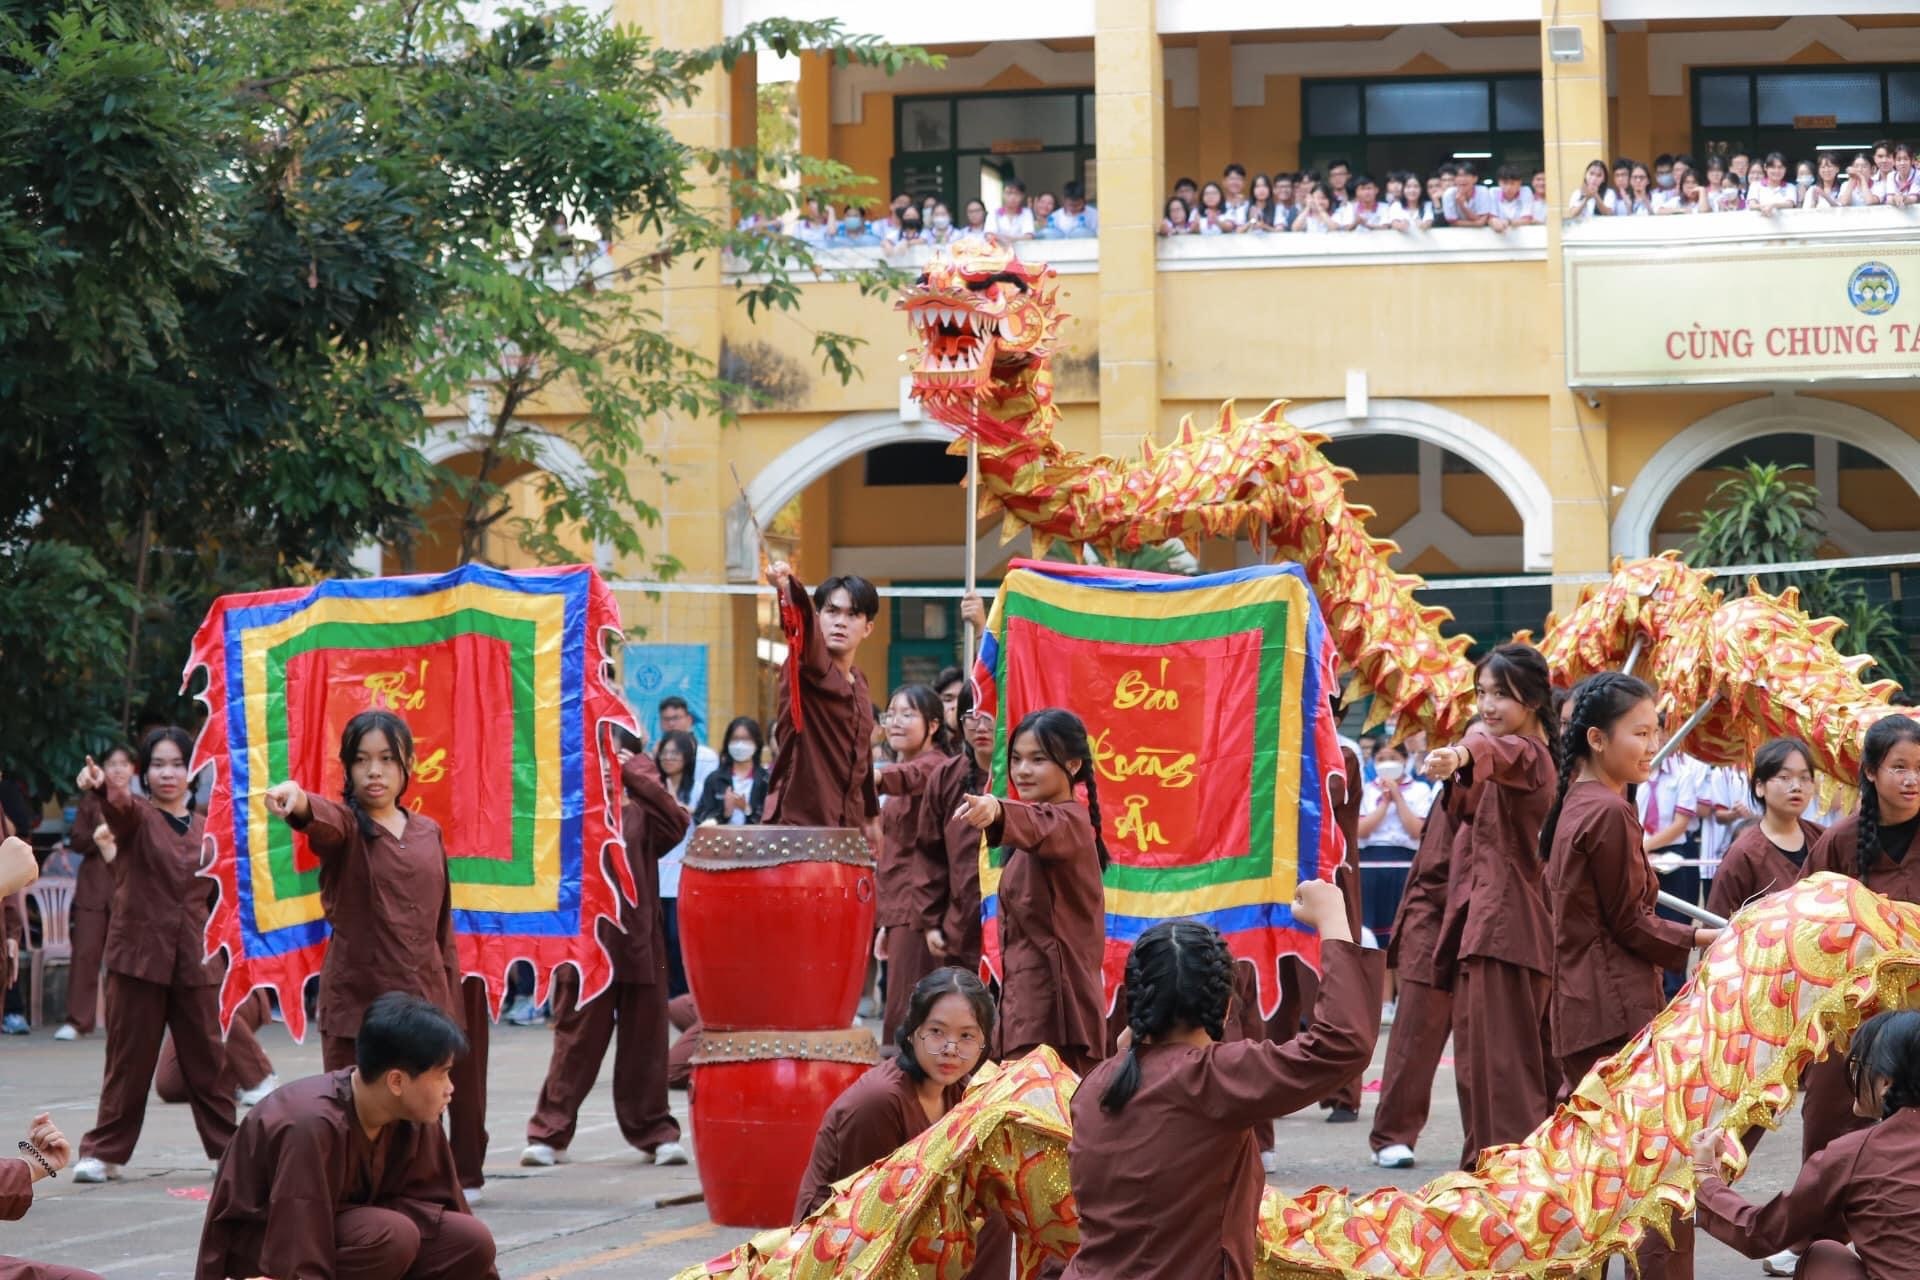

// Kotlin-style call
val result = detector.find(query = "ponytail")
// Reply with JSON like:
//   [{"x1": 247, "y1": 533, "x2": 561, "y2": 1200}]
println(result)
[
  {"x1": 1101, "y1": 920, "x2": 1232, "y2": 1111},
  {"x1": 1005, "y1": 707, "x2": 1110, "y2": 869},
  {"x1": 1080, "y1": 765, "x2": 1112, "y2": 870},
  {"x1": 1538, "y1": 672, "x2": 1655, "y2": 861}
]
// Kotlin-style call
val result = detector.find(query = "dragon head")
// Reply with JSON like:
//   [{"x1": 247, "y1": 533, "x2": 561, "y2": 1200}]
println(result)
[{"x1": 898, "y1": 241, "x2": 1063, "y2": 415}]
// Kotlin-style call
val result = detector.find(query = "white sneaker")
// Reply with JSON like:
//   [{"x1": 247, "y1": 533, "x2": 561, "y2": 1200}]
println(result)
[
  {"x1": 1373, "y1": 1144, "x2": 1417, "y2": 1169},
  {"x1": 463, "y1": 1187, "x2": 484, "y2": 1204},
  {"x1": 653, "y1": 1141, "x2": 690, "y2": 1167},
  {"x1": 1761, "y1": 1251, "x2": 1799, "y2": 1277},
  {"x1": 1259, "y1": 1151, "x2": 1276, "y2": 1174},
  {"x1": 235, "y1": 1073, "x2": 280, "y2": 1108},
  {"x1": 71, "y1": 1158, "x2": 119, "y2": 1183},
  {"x1": 53, "y1": 1024, "x2": 79, "y2": 1042},
  {"x1": 519, "y1": 1142, "x2": 557, "y2": 1167},
  {"x1": 1380, "y1": 1001, "x2": 1397, "y2": 1027}
]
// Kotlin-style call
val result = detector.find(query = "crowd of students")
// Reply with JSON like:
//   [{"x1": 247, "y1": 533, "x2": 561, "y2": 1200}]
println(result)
[
  {"x1": 7, "y1": 566, "x2": 1920, "y2": 1279},
  {"x1": 764, "y1": 179, "x2": 1099, "y2": 252}
]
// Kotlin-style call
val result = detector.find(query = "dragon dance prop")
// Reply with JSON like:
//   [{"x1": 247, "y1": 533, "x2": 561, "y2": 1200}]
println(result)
[
  {"x1": 684, "y1": 874, "x2": 1920, "y2": 1280},
  {"x1": 1533, "y1": 551, "x2": 1904, "y2": 782},
  {"x1": 187, "y1": 563, "x2": 639, "y2": 1036},
  {"x1": 900, "y1": 243, "x2": 1474, "y2": 741},
  {"x1": 971, "y1": 559, "x2": 1344, "y2": 1019}
]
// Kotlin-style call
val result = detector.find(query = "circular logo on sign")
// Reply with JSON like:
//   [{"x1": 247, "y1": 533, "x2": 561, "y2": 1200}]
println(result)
[
  {"x1": 633, "y1": 664, "x2": 664, "y2": 693},
  {"x1": 1848, "y1": 261, "x2": 1899, "y2": 315}
]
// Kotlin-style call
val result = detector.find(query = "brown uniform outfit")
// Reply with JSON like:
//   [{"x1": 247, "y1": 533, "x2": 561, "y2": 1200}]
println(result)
[
  {"x1": 1696, "y1": 1107, "x2": 1920, "y2": 1280},
  {"x1": 765, "y1": 575, "x2": 879, "y2": 830},
  {"x1": 78, "y1": 782, "x2": 237, "y2": 1166},
  {"x1": 667, "y1": 993, "x2": 699, "y2": 1089},
  {"x1": 63, "y1": 793, "x2": 113, "y2": 1035},
  {"x1": 1433, "y1": 731, "x2": 1555, "y2": 1169},
  {"x1": 1226, "y1": 962, "x2": 1275, "y2": 1155},
  {"x1": 448, "y1": 976, "x2": 489, "y2": 1190},
  {"x1": 526, "y1": 754, "x2": 687, "y2": 1156},
  {"x1": 1547, "y1": 779, "x2": 1700, "y2": 1280},
  {"x1": 1064, "y1": 941, "x2": 1385, "y2": 1280},
  {"x1": 925, "y1": 752, "x2": 987, "y2": 975},
  {"x1": 156, "y1": 988, "x2": 275, "y2": 1103},
  {"x1": 1799, "y1": 815, "x2": 1920, "y2": 1167},
  {"x1": 1371, "y1": 787, "x2": 1463, "y2": 1156},
  {"x1": 1706, "y1": 819, "x2": 1822, "y2": 922},
  {"x1": 196, "y1": 1069, "x2": 497, "y2": 1280},
  {"x1": 1, "y1": 1157, "x2": 105, "y2": 1280},
  {"x1": 987, "y1": 799, "x2": 1107, "y2": 1074},
  {"x1": 875, "y1": 752, "x2": 949, "y2": 1040}
]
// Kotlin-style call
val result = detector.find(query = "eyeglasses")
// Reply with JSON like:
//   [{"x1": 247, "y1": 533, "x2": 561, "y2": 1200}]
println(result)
[
  {"x1": 1878, "y1": 766, "x2": 1920, "y2": 782},
  {"x1": 915, "y1": 1027, "x2": 984, "y2": 1053}
]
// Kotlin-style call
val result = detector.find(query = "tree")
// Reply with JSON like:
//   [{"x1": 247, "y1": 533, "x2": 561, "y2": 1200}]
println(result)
[
  {"x1": 0, "y1": 0, "x2": 935, "y2": 792},
  {"x1": 1683, "y1": 461, "x2": 1915, "y2": 689}
]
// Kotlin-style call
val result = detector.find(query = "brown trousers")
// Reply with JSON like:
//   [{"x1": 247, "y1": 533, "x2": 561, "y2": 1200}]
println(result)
[
  {"x1": 1452, "y1": 957, "x2": 1551, "y2": 1171},
  {"x1": 526, "y1": 967, "x2": 679, "y2": 1153},
  {"x1": 322, "y1": 980, "x2": 490, "y2": 1190},
  {"x1": 667, "y1": 994, "x2": 699, "y2": 1089},
  {"x1": 1369, "y1": 976, "x2": 1452, "y2": 1154},
  {"x1": 79, "y1": 973, "x2": 236, "y2": 1164},
  {"x1": 881, "y1": 926, "x2": 939, "y2": 1045},
  {"x1": 65, "y1": 906, "x2": 108, "y2": 1035},
  {"x1": 157, "y1": 990, "x2": 274, "y2": 1102},
  {"x1": 220, "y1": 1203, "x2": 496, "y2": 1280},
  {"x1": 1561, "y1": 1039, "x2": 1693, "y2": 1280},
  {"x1": 1795, "y1": 1242, "x2": 1866, "y2": 1280},
  {"x1": 0, "y1": 1258, "x2": 105, "y2": 1280}
]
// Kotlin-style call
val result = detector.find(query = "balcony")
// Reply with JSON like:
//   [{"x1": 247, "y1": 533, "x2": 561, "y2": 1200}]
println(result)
[{"x1": 1563, "y1": 206, "x2": 1920, "y2": 389}]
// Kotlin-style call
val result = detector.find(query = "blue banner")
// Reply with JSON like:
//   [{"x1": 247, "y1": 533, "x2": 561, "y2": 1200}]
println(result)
[{"x1": 623, "y1": 643, "x2": 711, "y2": 742}]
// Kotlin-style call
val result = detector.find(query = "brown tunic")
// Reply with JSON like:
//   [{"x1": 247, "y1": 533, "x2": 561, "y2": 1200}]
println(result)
[
  {"x1": 290, "y1": 795, "x2": 461, "y2": 1039},
  {"x1": 927, "y1": 752, "x2": 987, "y2": 970},
  {"x1": 1697, "y1": 1108, "x2": 1920, "y2": 1278},
  {"x1": 1706, "y1": 819, "x2": 1823, "y2": 921},
  {"x1": 1807, "y1": 814, "x2": 1920, "y2": 903},
  {"x1": 66, "y1": 792, "x2": 117, "y2": 919},
  {"x1": 98, "y1": 780, "x2": 221, "y2": 987},
  {"x1": 1385, "y1": 786, "x2": 1461, "y2": 984},
  {"x1": 1, "y1": 1158, "x2": 106, "y2": 1280},
  {"x1": 874, "y1": 752, "x2": 950, "y2": 929},
  {"x1": 1546, "y1": 780, "x2": 1697, "y2": 1060},
  {"x1": 765, "y1": 575, "x2": 879, "y2": 830},
  {"x1": 1064, "y1": 942, "x2": 1385, "y2": 1280},
  {"x1": 988, "y1": 798, "x2": 1107, "y2": 1066},
  {"x1": 793, "y1": 1056, "x2": 962, "y2": 1221},
  {"x1": 1434, "y1": 731, "x2": 1556, "y2": 980},
  {"x1": 609, "y1": 754, "x2": 690, "y2": 983},
  {"x1": 197, "y1": 1069, "x2": 494, "y2": 1280}
]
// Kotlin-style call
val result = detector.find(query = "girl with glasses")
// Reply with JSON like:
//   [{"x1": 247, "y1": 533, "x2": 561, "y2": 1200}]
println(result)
[
  {"x1": 1705, "y1": 738, "x2": 1824, "y2": 922},
  {"x1": 874, "y1": 684, "x2": 958, "y2": 1042}
]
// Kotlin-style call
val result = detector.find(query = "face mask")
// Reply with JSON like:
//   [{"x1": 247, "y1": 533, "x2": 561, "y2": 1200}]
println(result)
[
  {"x1": 1375, "y1": 759, "x2": 1405, "y2": 783},
  {"x1": 728, "y1": 740, "x2": 756, "y2": 763},
  {"x1": 932, "y1": 214, "x2": 951, "y2": 229},
  {"x1": 1657, "y1": 173, "x2": 1676, "y2": 189},
  {"x1": 843, "y1": 218, "x2": 863, "y2": 234},
  {"x1": 1797, "y1": 176, "x2": 1814, "y2": 188},
  {"x1": 901, "y1": 221, "x2": 922, "y2": 236}
]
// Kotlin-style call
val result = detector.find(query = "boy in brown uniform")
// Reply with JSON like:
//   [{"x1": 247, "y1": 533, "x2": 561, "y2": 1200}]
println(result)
[{"x1": 763, "y1": 562, "x2": 879, "y2": 830}]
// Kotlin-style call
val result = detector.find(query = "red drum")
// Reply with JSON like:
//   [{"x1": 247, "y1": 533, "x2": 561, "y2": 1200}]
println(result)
[
  {"x1": 678, "y1": 825, "x2": 876, "y2": 1031},
  {"x1": 690, "y1": 1028, "x2": 877, "y2": 1228}
]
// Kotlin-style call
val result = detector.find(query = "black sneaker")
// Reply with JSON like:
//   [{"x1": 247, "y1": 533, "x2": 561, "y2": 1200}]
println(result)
[{"x1": 1325, "y1": 1106, "x2": 1359, "y2": 1124}]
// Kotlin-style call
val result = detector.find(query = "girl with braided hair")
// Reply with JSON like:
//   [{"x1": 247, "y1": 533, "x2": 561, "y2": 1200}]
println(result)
[
  {"x1": 1693, "y1": 1010, "x2": 1920, "y2": 1280},
  {"x1": 874, "y1": 683, "x2": 961, "y2": 1041},
  {"x1": 1064, "y1": 883, "x2": 1382, "y2": 1280},
  {"x1": 1424, "y1": 642, "x2": 1560, "y2": 1170},
  {"x1": 920, "y1": 684, "x2": 994, "y2": 976},
  {"x1": 1794, "y1": 714, "x2": 1920, "y2": 1206},
  {"x1": 953, "y1": 708, "x2": 1110, "y2": 1073}
]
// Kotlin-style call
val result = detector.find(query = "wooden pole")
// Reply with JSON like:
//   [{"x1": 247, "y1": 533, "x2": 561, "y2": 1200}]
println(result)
[{"x1": 962, "y1": 439, "x2": 979, "y2": 666}]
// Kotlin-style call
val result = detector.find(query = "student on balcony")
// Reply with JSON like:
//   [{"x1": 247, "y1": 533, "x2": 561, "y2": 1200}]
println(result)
[
  {"x1": 1392, "y1": 171, "x2": 1435, "y2": 229},
  {"x1": 1748, "y1": 152, "x2": 1801, "y2": 216},
  {"x1": 1441, "y1": 165, "x2": 1493, "y2": 227},
  {"x1": 955, "y1": 199, "x2": 992, "y2": 244},
  {"x1": 1220, "y1": 164, "x2": 1252, "y2": 227},
  {"x1": 986, "y1": 180, "x2": 1036, "y2": 241},
  {"x1": 1291, "y1": 184, "x2": 1337, "y2": 236},
  {"x1": 1192, "y1": 181, "x2": 1237, "y2": 235},
  {"x1": 1487, "y1": 164, "x2": 1539, "y2": 232},
  {"x1": 1566, "y1": 159, "x2": 1611, "y2": 223},
  {"x1": 1157, "y1": 195, "x2": 1195, "y2": 237},
  {"x1": 1044, "y1": 181, "x2": 1099, "y2": 238},
  {"x1": 1877, "y1": 143, "x2": 1918, "y2": 206},
  {"x1": 1334, "y1": 174, "x2": 1407, "y2": 232}
]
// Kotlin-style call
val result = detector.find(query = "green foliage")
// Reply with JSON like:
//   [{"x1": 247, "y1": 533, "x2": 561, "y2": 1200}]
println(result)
[
  {"x1": 1683, "y1": 461, "x2": 1914, "y2": 690},
  {"x1": 0, "y1": 0, "x2": 935, "y2": 792}
]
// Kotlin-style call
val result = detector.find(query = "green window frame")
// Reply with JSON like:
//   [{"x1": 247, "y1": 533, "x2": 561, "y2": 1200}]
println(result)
[
  {"x1": 1299, "y1": 73, "x2": 1545, "y2": 186},
  {"x1": 1690, "y1": 64, "x2": 1920, "y2": 169},
  {"x1": 891, "y1": 88, "x2": 1097, "y2": 215},
  {"x1": 888, "y1": 582, "x2": 966, "y2": 694}
]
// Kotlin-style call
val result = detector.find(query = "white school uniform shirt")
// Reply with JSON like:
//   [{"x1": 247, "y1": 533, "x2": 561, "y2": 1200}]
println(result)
[
  {"x1": 1490, "y1": 188, "x2": 1536, "y2": 222},
  {"x1": 1875, "y1": 168, "x2": 1920, "y2": 200},
  {"x1": 1699, "y1": 764, "x2": 1751, "y2": 878},
  {"x1": 1049, "y1": 204, "x2": 1099, "y2": 235},
  {"x1": 1441, "y1": 186, "x2": 1494, "y2": 222},
  {"x1": 1748, "y1": 180, "x2": 1799, "y2": 213},
  {"x1": 1639, "y1": 754, "x2": 1700, "y2": 849},
  {"x1": 1359, "y1": 778, "x2": 1437, "y2": 849},
  {"x1": 1221, "y1": 199, "x2": 1251, "y2": 225},
  {"x1": 1567, "y1": 190, "x2": 1603, "y2": 222},
  {"x1": 1333, "y1": 201, "x2": 1392, "y2": 231},
  {"x1": 986, "y1": 206, "x2": 1034, "y2": 239}
]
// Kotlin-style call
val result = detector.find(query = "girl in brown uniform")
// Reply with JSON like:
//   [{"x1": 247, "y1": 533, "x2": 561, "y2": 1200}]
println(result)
[
  {"x1": 1706, "y1": 737, "x2": 1823, "y2": 923},
  {"x1": 1423, "y1": 643, "x2": 1559, "y2": 1168},
  {"x1": 1693, "y1": 1009, "x2": 1920, "y2": 1280},
  {"x1": 922, "y1": 689, "x2": 994, "y2": 977},
  {"x1": 953, "y1": 708, "x2": 1109, "y2": 1074},
  {"x1": 56, "y1": 744, "x2": 133, "y2": 1042},
  {"x1": 1064, "y1": 881, "x2": 1383, "y2": 1280},
  {"x1": 1543, "y1": 673, "x2": 1719, "y2": 1280},
  {"x1": 874, "y1": 684, "x2": 957, "y2": 1041},
  {"x1": 71, "y1": 728, "x2": 238, "y2": 1182}
]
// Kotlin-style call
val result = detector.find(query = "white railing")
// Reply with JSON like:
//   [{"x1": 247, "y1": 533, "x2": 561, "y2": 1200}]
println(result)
[
  {"x1": 1156, "y1": 225, "x2": 1547, "y2": 270},
  {"x1": 1563, "y1": 203, "x2": 1920, "y2": 250},
  {"x1": 721, "y1": 236, "x2": 1099, "y2": 283}
]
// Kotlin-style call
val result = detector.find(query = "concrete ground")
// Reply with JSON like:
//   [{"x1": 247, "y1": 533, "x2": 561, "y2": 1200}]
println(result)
[{"x1": 0, "y1": 1013, "x2": 1804, "y2": 1279}]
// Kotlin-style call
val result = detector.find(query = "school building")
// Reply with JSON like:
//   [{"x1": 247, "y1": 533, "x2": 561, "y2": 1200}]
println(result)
[{"x1": 393, "y1": 0, "x2": 1920, "y2": 736}]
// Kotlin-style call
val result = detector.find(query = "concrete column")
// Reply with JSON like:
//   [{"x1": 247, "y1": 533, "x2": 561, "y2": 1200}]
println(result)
[
  {"x1": 1542, "y1": 0, "x2": 1613, "y2": 610},
  {"x1": 1195, "y1": 34, "x2": 1233, "y2": 184},
  {"x1": 1614, "y1": 30, "x2": 1650, "y2": 172},
  {"x1": 798, "y1": 51, "x2": 831, "y2": 162},
  {"x1": 1093, "y1": 0, "x2": 1164, "y2": 457}
]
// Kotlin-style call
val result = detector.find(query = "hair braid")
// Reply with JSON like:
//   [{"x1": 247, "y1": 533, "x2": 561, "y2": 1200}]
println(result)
[
  {"x1": 1099, "y1": 920, "x2": 1234, "y2": 1111},
  {"x1": 1537, "y1": 673, "x2": 1652, "y2": 861},
  {"x1": 1854, "y1": 714, "x2": 1920, "y2": 876},
  {"x1": 1857, "y1": 776, "x2": 1883, "y2": 876},
  {"x1": 1080, "y1": 766, "x2": 1112, "y2": 870}
]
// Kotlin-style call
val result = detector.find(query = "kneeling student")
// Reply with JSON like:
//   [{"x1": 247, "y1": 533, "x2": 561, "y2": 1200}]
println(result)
[{"x1": 196, "y1": 992, "x2": 497, "y2": 1280}]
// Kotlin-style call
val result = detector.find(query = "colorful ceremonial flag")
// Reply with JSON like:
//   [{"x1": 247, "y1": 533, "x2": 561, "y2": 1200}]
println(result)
[
  {"x1": 187, "y1": 564, "x2": 638, "y2": 1038},
  {"x1": 971, "y1": 560, "x2": 1344, "y2": 1019}
]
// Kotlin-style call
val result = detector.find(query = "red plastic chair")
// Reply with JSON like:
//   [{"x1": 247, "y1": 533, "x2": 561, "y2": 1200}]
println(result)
[{"x1": 23, "y1": 876, "x2": 74, "y2": 1028}]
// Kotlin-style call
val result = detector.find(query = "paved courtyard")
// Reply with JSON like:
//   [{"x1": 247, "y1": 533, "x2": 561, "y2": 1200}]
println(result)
[{"x1": 0, "y1": 1014, "x2": 1806, "y2": 1278}]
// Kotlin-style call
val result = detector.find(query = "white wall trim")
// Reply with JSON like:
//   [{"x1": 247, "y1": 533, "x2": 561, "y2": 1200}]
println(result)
[
  {"x1": 1158, "y1": 225, "x2": 1546, "y2": 270},
  {"x1": 830, "y1": 526, "x2": 1032, "y2": 580},
  {"x1": 831, "y1": 41, "x2": 1103, "y2": 127},
  {"x1": 1286, "y1": 398, "x2": 1555, "y2": 571},
  {"x1": 1613, "y1": 394, "x2": 1920, "y2": 558},
  {"x1": 1228, "y1": 27, "x2": 1540, "y2": 108},
  {"x1": 1645, "y1": 18, "x2": 1918, "y2": 98}
]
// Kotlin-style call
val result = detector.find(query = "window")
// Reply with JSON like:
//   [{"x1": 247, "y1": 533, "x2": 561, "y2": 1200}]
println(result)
[
  {"x1": 891, "y1": 90, "x2": 1097, "y2": 215},
  {"x1": 1301, "y1": 74, "x2": 1544, "y2": 186},
  {"x1": 888, "y1": 583, "x2": 966, "y2": 693},
  {"x1": 864, "y1": 442, "x2": 967, "y2": 487},
  {"x1": 1691, "y1": 65, "x2": 1920, "y2": 168}
]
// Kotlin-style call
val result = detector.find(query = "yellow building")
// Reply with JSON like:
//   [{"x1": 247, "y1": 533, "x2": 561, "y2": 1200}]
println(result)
[{"x1": 405, "y1": 2, "x2": 1920, "y2": 737}]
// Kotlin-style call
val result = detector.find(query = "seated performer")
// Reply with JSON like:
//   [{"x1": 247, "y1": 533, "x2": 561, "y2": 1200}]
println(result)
[
  {"x1": 1064, "y1": 880, "x2": 1383, "y2": 1279},
  {"x1": 763, "y1": 561, "x2": 879, "y2": 829},
  {"x1": 196, "y1": 992, "x2": 497, "y2": 1280},
  {"x1": 3, "y1": 1112, "x2": 105, "y2": 1280},
  {"x1": 1692, "y1": 1009, "x2": 1920, "y2": 1280}
]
